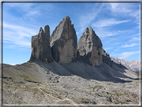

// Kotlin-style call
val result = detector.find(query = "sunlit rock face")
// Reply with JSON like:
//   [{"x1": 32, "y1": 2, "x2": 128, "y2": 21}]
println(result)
[
  {"x1": 50, "y1": 16, "x2": 77, "y2": 64},
  {"x1": 30, "y1": 25, "x2": 53, "y2": 63},
  {"x1": 77, "y1": 27, "x2": 103, "y2": 66}
]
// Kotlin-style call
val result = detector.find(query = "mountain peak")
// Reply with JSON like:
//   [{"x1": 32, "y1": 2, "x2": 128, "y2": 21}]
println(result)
[
  {"x1": 63, "y1": 16, "x2": 70, "y2": 21},
  {"x1": 77, "y1": 27, "x2": 103, "y2": 66},
  {"x1": 50, "y1": 16, "x2": 77, "y2": 64},
  {"x1": 39, "y1": 27, "x2": 44, "y2": 34},
  {"x1": 44, "y1": 25, "x2": 50, "y2": 35},
  {"x1": 85, "y1": 27, "x2": 96, "y2": 36}
]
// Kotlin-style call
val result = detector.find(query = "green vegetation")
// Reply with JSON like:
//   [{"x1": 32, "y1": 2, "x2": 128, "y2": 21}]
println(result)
[
  {"x1": 57, "y1": 100, "x2": 71, "y2": 104},
  {"x1": 13, "y1": 93, "x2": 18, "y2": 97},
  {"x1": 115, "y1": 93, "x2": 123, "y2": 97},
  {"x1": 118, "y1": 101, "x2": 129, "y2": 104},
  {"x1": 33, "y1": 88, "x2": 39, "y2": 95},
  {"x1": 19, "y1": 74, "x2": 40, "y2": 83},
  {"x1": 3, "y1": 80, "x2": 9, "y2": 84},
  {"x1": 80, "y1": 97, "x2": 90, "y2": 104},
  {"x1": 40, "y1": 88, "x2": 62, "y2": 99},
  {"x1": 15, "y1": 100, "x2": 22, "y2": 104},
  {"x1": 19, "y1": 74, "x2": 32, "y2": 80},
  {"x1": 40, "y1": 91, "x2": 45, "y2": 97},
  {"x1": 3, "y1": 85, "x2": 11, "y2": 88},
  {"x1": 89, "y1": 85, "x2": 102, "y2": 89}
]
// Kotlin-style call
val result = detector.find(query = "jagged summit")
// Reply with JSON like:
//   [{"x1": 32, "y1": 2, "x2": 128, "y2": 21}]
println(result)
[
  {"x1": 30, "y1": 25, "x2": 53, "y2": 63},
  {"x1": 84, "y1": 27, "x2": 102, "y2": 48},
  {"x1": 39, "y1": 27, "x2": 43, "y2": 33},
  {"x1": 44, "y1": 25, "x2": 50, "y2": 35},
  {"x1": 85, "y1": 27, "x2": 94, "y2": 34},
  {"x1": 29, "y1": 16, "x2": 122, "y2": 68},
  {"x1": 77, "y1": 27, "x2": 103, "y2": 66},
  {"x1": 50, "y1": 16, "x2": 77, "y2": 64},
  {"x1": 29, "y1": 16, "x2": 110, "y2": 67},
  {"x1": 63, "y1": 16, "x2": 70, "y2": 21}
]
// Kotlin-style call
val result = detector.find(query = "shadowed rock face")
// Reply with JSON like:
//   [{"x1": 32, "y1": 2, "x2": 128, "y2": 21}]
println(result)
[
  {"x1": 30, "y1": 25, "x2": 53, "y2": 63},
  {"x1": 102, "y1": 49, "x2": 112, "y2": 66},
  {"x1": 50, "y1": 16, "x2": 77, "y2": 64},
  {"x1": 77, "y1": 27, "x2": 103, "y2": 66}
]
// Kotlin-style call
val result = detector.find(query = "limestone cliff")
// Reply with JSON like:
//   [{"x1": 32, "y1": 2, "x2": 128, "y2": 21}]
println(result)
[
  {"x1": 77, "y1": 27, "x2": 103, "y2": 66},
  {"x1": 30, "y1": 25, "x2": 53, "y2": 63},
  {"x1": 50, "y1": 16, "x2": 77, "y2": 64}
]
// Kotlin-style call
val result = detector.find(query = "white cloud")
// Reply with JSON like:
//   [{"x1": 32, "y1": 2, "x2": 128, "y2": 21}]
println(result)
[
  {"x1": 4, "y1": 3, "x2": 54, "y2": 22},
  {"x1": 3, "y1": 22, "x2": 37, "y2": 37},
  {"x1": 25, "y1": 10, "x2": 40, "y2": 17},
  {"x1": 92, "y1": 19, "x2": 130, "y2": 28},
  {"x1": 94, "y1": 27, "x2": 132, "y2": 38},
  {"x1": 5, "y1": 3, "x2": 34, "y2": 12},
  {"x1": 104, "y1": 47, "x2": 113, "y2": 51},
  {"x1": 110, "y1": 3, "x2": 118, "y2": 9},
  {"x1": 129, "y1": 37, "x2": 139, "y2": 42},
  {"x1": 110, "y1": 3, "x2": 139, "y2": 24},
  {"x1": 4, "y1": 30, "x2": 31, "y2": 47},
  {"x1": 122, "y1": 43, "x2": 138, "y2": 48},
  {"x1": 119, "y1": 51, "x2": 139, "y2": 59},
  {"x1": 78, "y1": 3, "x2": 105, "y2": 35},
  {"x1": 110, "y1": 3, "x2": 134, "y2": 15},
  {"x1": 3, "y1": 22, "x2": 38, "y2": 48}
]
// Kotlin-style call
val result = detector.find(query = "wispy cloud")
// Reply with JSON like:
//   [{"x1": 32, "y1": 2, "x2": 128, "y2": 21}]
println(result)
[
  {"x1": 92, "y1": 19, "x2": 130, "y2": 28},
  {"x1": 5, "y1": 3, "x2": 34, "y2": 12},
  {"x1": 104, "y1": 47, "x2": 114, "y2": 51},
  {"x1": 119, "y1": 51, "x2": 139, "y2": 59},
  {"x1": 4, "y1": 3, "x2": 55, "y2": 22},
  {"x1": 4, "y1": 22, "x2": 37, "y2": 37},
  {"x1": 3, "y1": 22, "x2": 37, "y2": 48},
  {"x1": 94, "y1": 28, "x2": 132, "y2": 38},
  {"x1": 122, "y1": 43, "x2": 139, "y2": 48},
  {"x1": 25, "y1": 10, "x2": 40, "y2": 17},
  {"x1": 77, "y1": 3, "x2": 105, "y2": 35},
  {"x1": 110, "y1": 3, "x2": 139, "y2": 24},
  {"x1": 129, "y1": 36, "x2": 139, "y2": 42}
]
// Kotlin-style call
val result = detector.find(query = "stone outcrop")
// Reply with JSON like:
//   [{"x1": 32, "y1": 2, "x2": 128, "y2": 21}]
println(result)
[
  {"x1": 29, "y1": 16, "x2": 120, "y2": 68},
  {"x1": 30, "y1": 25, "x2": 53, "y2": 63},
  {"x1": 77, "y1": 27, "x2": 103, "y2": 66},
  {"x1": 50, "y1": 16, "x2": 77, "y2": 64},
  {"x1": 102, "y1": 49, "x2": 112, "y2": 66}
]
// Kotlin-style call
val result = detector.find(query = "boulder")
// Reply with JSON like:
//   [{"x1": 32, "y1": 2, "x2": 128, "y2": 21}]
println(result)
[
  {"x1": 30, "y1": 25, "x2": 53, "y2": 63},
  {"x1": 77, "y1": 27, "x2": 103, "y2": 66},
  {"x1": 50, "y1": 16, "x2": 77, "y2": 64}
]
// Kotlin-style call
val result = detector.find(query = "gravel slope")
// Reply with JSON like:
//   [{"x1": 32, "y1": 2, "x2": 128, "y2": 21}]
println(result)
[{"x1": 2, "y1": 61, "x2": 140, "y2": 105}]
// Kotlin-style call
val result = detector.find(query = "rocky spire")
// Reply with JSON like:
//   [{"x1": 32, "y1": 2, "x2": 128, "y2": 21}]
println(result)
[
  {"x1": 30, "y1": 25, "x2": 53, "y2": 63},
  {"x1": 77, "y1": 27, "x2": 103, "y2": 66},
  {"x1": 50, "y1": 16, "x2": 77, "y2": 64}
]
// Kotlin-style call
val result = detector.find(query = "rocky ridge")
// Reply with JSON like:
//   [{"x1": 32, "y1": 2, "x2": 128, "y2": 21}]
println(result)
[
  {"x1": 111, "y1": 57, "x2": 140, "y2": 72},
  {"x1": 30, "y1": 16, "x2": 111, "y2": 67}
]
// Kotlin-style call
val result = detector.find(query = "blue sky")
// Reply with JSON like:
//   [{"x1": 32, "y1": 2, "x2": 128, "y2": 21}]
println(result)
[{"x1": 3, "y1": 3, "x2": 140, "y2": 65}]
